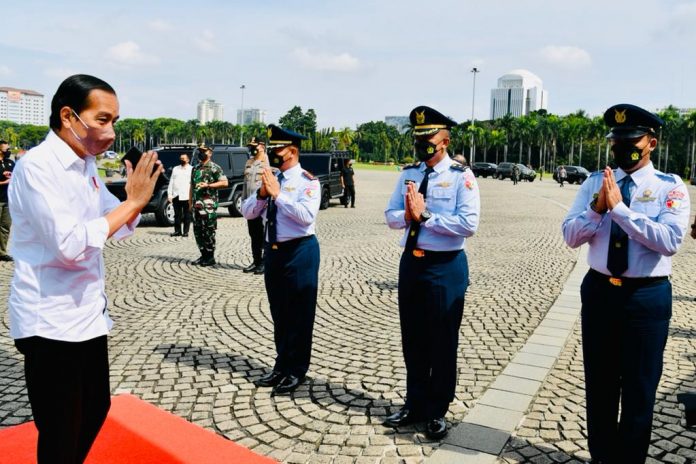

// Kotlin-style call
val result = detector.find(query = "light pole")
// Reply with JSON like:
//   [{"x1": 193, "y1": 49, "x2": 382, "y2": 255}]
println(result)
[
  {"x1": 470, "y1": 67, "x2": 479, "y2": 164},
  {"x1": 239, "y1": 84, "x2": 246, "y2": 146}
]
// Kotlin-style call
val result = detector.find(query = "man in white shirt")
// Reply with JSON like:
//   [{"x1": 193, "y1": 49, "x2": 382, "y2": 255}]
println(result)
[
  {"x1": 167, "y1": 153, "x2": 193, "y2": 237},
  {"x1": 8, "y1": 74, "x2": 162, "y2": 463}
]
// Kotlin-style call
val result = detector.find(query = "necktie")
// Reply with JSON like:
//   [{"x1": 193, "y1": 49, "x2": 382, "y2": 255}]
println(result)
[
  {"x1": 606, "y1": 175, "x2": 632, "y2": 276},
  {"x1": 267, "y1": 172, "x2": 284, "y2": 244},
  {"x1": 404, "y1": 167, "x2": 434, "y2": 252}
]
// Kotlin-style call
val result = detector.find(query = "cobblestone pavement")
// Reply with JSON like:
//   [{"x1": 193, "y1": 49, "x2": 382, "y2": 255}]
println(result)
[
  {"x1": 0, "y1": 169, "x2": 690, "y2": 463},
  {"x1": 501, "y1": 182, "x2": 696, "y2": 464}
]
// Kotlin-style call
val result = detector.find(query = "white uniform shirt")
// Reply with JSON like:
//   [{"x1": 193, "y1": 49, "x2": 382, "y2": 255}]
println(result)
[
  {"x1": 8, "y1": 130, "x2": 139, "y2": 341},
  {"x1": 562, "y1": 162, "x2": 690, "y2": 277},
  {"x1": 241, "y1": 163, "x2": 320, "y2": 242},
  {"x1": 167, "y1": 164, "x2": 193, "y2": 200}
]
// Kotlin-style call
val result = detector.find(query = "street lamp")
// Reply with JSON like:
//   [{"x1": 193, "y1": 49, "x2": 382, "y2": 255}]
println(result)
[
  {"x1": 470, "y1": 67, "x2": 479, "y2": 164},
  {"x1": 239, "y1": 84, "x2": 246, "y2": 146}
]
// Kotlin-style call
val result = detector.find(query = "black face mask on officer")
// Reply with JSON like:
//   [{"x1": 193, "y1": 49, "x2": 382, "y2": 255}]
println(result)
[
  {"x1": 196, "y1": 149, "x2": 209, "y2": 162},
  {"x1": 611, "y1": 140, "x2": 649, "y2": 171},
  {"x1": 414, "y1": 139, "x2": 440, "y2": 162},
  {"x1": 269, "y1": 148, "x2": 290, "y2": 168}
]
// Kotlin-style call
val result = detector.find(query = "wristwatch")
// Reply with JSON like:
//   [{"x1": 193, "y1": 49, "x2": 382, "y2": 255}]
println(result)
[{"x1": 419, "y1": 209, "x2": 432, "y2": 222}]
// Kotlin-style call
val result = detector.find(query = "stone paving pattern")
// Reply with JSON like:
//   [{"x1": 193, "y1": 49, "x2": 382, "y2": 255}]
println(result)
[{"x1": 0, "y1": 170, "x2": 693, "y2": 463}]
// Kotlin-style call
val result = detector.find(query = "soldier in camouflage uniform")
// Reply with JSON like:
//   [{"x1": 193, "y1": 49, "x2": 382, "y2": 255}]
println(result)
[{"x1": 189, "y1": 145, "x2": 228, "y2": 266}]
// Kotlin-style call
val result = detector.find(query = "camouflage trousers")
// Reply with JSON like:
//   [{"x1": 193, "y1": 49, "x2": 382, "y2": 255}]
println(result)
[{"x1": 193, "y1": 213, "x2": 217, "y2": 256}]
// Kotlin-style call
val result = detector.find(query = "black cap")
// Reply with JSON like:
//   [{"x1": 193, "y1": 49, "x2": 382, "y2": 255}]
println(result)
[
  {"x1": 197, "y1": 144, "x2": 212, "y2": 154},
  {"x1": 409, "y1": 106, "x2": 457, "y2": 136},
  {"x1": 603, "y1": 103, "x2": 663, "y2": 140},
  {"x1": 246, "y1": 136, "x2": 265, "y2": 147},
  {"x1": 266, "y1": 124, "x2": 308, "y2": 149}
]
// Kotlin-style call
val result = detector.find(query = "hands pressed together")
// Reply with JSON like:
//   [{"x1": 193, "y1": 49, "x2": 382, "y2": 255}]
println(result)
[
  {"x1": 259, "y1": 168, "x2": 280, "y2": 199},
  {"x1": 124, "y1": 151, "x2": 162, "y2": 209},
  {"x1": 404, "y1": 182, "x2": 426, "y2": 223},
  {"x1": 592, "y1": 167, "x2": 624, "y2": 214}
]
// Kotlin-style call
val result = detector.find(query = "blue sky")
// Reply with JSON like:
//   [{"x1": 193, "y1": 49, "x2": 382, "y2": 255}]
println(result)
[{"x1": 3, "y1": 0, "x2": 695, "y2": 128}]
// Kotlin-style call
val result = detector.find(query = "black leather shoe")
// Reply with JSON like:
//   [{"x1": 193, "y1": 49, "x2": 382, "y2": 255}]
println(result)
[
  {"x1": 170, "y1": 232, "x2": 181, "y2": 237},
  {"x1": 192, "y1": 256, "x2": 204, "y2": 265},
  {"x1": 254, "y1": 371, "x2": 285, "y2": 387},
  {"x1": 425, "y1": 417, "x2": 448, "y2": 439},
  {"x1": 242, "y1": 263, "x2": 258, "y2": 273},
  {"x1": 253, "y1": 264, "x2": 265, "y2": 275},
  {"x1": 383, "y1": 407, "x2": 420, "y2": 428},
  {"x1": 199, "y1": 257, "x2": 216, "y2": 267},
  {"x1": 183, "y1": 233, "x2": 189, "y2": 237},
  {"x1": 272, "y1": 375, "x2": 305, "y2": 395},
  {"x1": 0, "y1": 255, "x2": 13, "y2": 262}
]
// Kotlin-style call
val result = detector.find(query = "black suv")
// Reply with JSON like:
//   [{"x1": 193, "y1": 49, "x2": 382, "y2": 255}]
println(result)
[
  {"x1": 553, "y1": 165, "x2": 590, "y2": 184},
  {"x1": 471, "y1": 162, "x2": 497, "y2": 178},
  {"x1": 105, "y1": 144, "x2": 250, "y2": 226},
  {"x1": 496, "y1": 162, "x2": 536, "y2": 182},
  {"x1": 299, "y1": 151, "x2": 352, "y2": 209}
]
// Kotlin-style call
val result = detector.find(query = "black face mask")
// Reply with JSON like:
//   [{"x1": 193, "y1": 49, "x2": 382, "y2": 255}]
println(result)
[
  {"x1": 611, "y1": 142, "x2": 645, "y2": 171},
  {"x1": 249, "y1": 147, "x2": 258, "y2": 156},
  {"x1": 414, "y1": 140, "x2": 439, "y2": 162},
  {"x1": 269, "y1": 151, "x2": 287, "y2": 168},
  {"x1": 180, "y1": 160, "x2": 187, "y2": 166},
  {"x1": 196, "y1": 151, "x2": 208, "y2": 162}
]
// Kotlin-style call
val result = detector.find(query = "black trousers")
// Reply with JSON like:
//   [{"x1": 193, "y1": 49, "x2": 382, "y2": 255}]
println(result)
[
  {"x1": 398, "y1": 249, "x2": 468, "y2": 419},
  {"x1": 342, "y1": 184, "x2": 355, "y2": 207},
  {"x1": 15, "y1": 335, "x2": 111, "y2": 464},
  {"x1": 172, "y1": 197, "x2": 191, "y2": 235},
  {"x1": 581, "y1": 271, "x2": 671, "y2": 463},
  {"x1": 264, "y1": 236, "x2": 320, "y2": 377},
  {"x1": 246, "y1": 217, "x2": 264, "y2": 265}
]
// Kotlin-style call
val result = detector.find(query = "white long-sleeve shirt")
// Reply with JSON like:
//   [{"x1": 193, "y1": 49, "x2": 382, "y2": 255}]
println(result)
[
  {"x1": 166, "y1": 164, "x2": 192, "y2": 200},
  {"x1": 8, "y1": 130, "x2": 139, "y2": 342}
]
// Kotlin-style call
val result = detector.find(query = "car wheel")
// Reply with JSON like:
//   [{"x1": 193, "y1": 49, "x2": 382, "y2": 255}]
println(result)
[
  {"x1": 482, "y1": 174, "x2": 488, "y2": 178},
  {"x1": 155, "y1": 196, "x2": 175, "y2": 227},
  {"x1": 228, "y1": 190, "x2": 243, "y2": 217},
  {"x1": 320, "y1": 187, "x2": 330, "y2": 210},
  {"x1": 497, "y1": 173, "x2": 503, "y2": 180}
]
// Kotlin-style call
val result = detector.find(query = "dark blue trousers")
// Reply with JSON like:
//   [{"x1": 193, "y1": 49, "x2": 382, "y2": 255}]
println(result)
[
  {"x1": 398, "y1": 249, "x2": 468, "y2": 419},
  {"x1": 264, "y1": 235, "x2": 320, "y2": 378},
  {"x1": 581, "y1": 271, "x2": 671, "y2": 463}
]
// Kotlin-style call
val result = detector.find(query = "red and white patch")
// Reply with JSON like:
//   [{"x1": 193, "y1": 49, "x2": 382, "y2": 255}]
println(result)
[
  {"x1": 666, "y1": 199, "x2": 681, "y2": 209},
  {"x1": 667, "y1": 188, "x2": 686, "y2": 200}
]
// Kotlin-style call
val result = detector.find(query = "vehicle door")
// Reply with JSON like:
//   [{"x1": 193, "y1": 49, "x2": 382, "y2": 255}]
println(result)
[{"x1": 212, "y1": 150, "x2": 234, "y2": 202}]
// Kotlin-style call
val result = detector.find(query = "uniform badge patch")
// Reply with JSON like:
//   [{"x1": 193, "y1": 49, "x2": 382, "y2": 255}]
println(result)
[
  {"x1": 666, "y1": 199, "x2": 681, "y2": 209},
  {"x1": 436, "y1": 182, "x2": 451, "y2": 188},
  {"x1": 304, "y1": 188, "x2": 314, "y2": 197},
  {"x1": 636, "y1": 190, "x2": 656, "y2": 202},
  {"x1": 667, "y1": 188, "x2": 685, "y2": 200}
]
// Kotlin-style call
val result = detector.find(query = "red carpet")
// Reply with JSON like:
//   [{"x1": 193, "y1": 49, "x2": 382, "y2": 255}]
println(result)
[{"x1": 0, "y1": 394, "x2": 277, "y2": 464}]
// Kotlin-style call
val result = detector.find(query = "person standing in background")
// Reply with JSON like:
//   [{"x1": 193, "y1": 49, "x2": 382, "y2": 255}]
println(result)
[
  {"x1": 167, "y1": 153, "x2": 193, "y2": 237},
  {"x1": 0, "y1": 140, "x2": 15, "y2": 261},
  {"x1": 242, "y1": 136, "x2": 269, "y2": 274}
]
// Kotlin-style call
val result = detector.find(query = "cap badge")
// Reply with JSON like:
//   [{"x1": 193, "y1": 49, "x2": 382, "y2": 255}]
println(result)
[
  {"x1": 614, "y1": 109, "x2": 627, "y2": 124},
  {"x1": 267, "y1": 128, "x2": 273, "y2": 138},
  {"x1": 415, "y1": 110, "x2": 426, "y2": 124}
]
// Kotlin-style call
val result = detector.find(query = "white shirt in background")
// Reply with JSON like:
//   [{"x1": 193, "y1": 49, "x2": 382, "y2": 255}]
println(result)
[{"x1": 167, "y1": 164, "x2": 193, "y2": 200}]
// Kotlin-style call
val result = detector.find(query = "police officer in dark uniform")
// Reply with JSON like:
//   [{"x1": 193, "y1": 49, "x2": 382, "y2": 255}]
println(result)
[
  {"x1": 384, "y1": 106, "x2": 480, "y2": 439},
  {"x1": 242, "y1": 125, "x2": 321, "y2": 395},
  {"x1": 563, "y1": 104, "x2": 691, "y2": 463}
]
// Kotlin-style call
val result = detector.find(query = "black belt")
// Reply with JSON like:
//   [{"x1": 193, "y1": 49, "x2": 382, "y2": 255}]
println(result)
[
  {"x1": 588, "y1": 268, "x2": 668, "y2": 287},
  {"x1": 266, "y1": 235, "x2": 312, "y2": 250},
  {"x1": 408, "y1": 249, "x2": 461, "y2": 259}
]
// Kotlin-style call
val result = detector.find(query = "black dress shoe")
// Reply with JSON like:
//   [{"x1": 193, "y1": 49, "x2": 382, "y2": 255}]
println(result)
[
  {"x1": 192, "y1": 256, "x2": 204, "y2": 265},
  {"x1": 199, "y1": 257, "x2": 216, "y2": 267},
  {"x1": 0, "y1": 255, "x2": 13, "y2": 262},
  {"x1": 425, "y1": 417, "x2": 448, "y2": 439},
  {"x1": 170, "y1": 232, "x2": 182, "y2": 237},
  {"x1": 242, "y1": 263, "x2": 258, "y2": 273},
  {"x1": 253, "y1": 264, "x2": 265, "y2": 275},
  {"x1": 183, "y1": 233, "x2": 189, "y2": 237},
  {"x1": 383, "y1": 407, "x2": 420, "y2": 428},
  {"x1": 254, "y1": 370, "x2": 285, "y2": 387},
  {"x1": 272, "y1": 375, "x2": 305, "y2": 395}
]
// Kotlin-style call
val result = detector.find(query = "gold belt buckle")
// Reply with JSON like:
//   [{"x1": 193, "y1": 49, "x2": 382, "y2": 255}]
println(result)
[
  {"x1": 609, "y1": 277, "x2": 622, "y2": 287},
  {"x1": 412, "y1": 249, "x2": 425, "y2": 258},
  {"x1": 271, "y1": 244, "x2": 278, "y2": 250}
]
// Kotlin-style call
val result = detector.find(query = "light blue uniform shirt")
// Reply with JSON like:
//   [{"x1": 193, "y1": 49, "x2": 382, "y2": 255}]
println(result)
[
  {"x1": 385, "y1": 155, "x2": 480, "y2": 251},
  {"x1": 562, "y1": 162, "x2": 690, "y2": 277},
  {"x1": 242, "y1": 163, "x2": 321, "y2": 242}
]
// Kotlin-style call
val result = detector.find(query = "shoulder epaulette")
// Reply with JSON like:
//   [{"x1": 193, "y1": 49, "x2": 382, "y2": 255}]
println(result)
[
  {"x1": 588, "y1": 170, "x2": 603, "y2": 178},
  {"x1": 655, "y1": 172, "x2": 678, "y2": 183},
  {"x1": 302, "y1": 170, "x2": 316, "y2": 180},
  {"x1": 449, "y1": 162, "x2": 468, "y2": 172},
  {"x1": 403, "y1": 162, "x2": 421, "y2": 170}
]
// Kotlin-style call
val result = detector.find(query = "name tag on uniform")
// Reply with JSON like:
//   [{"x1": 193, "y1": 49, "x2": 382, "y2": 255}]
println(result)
[{"x1": 283, "y1": 186, "x2": 296, "y2": 192}]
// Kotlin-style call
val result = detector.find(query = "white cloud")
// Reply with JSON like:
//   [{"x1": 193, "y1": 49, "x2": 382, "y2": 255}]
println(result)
[
  {"x1": 148, "y1": 19, "x2": 173, "y2": 32},
  {"x1": 291, "y1": 48, "x2": 360, "y2": 72},
  {"x1": 0, "y1": 66, "x2": 11, "y2": 76},
  {"x1": 106, "y1": 41, "x2": 159, "y2": 66},
  {"x1": 539, "y1": 45, "x2": 592, "y2": 69},
  {"x1": 194, "y1": 30, "x2": 216, "y2": 53}
]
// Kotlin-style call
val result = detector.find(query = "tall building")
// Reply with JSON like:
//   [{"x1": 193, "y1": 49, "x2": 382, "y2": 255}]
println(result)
[
  {"x1": 197, "y1": 99, "x2": 224, "y2": 124},
  {"x1": 237, "y1": 108, "x2": 265, "y2": 125},
  {"x1": 490, "y1": 69, "x2": 548, "y2": 119},
  {"x1": 385, "y1": 116, "x2": 409, "y2": 133},
  {"x1": 0, "y1": 87, "x2": 46, "y2": 125}
]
